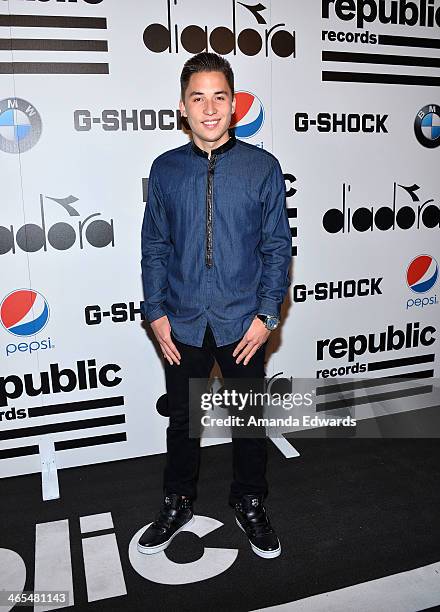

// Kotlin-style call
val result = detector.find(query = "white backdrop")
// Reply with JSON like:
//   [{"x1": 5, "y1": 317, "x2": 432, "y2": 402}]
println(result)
[{"x1": 0, "y1": 0, "x2": 439, "y2": 478}]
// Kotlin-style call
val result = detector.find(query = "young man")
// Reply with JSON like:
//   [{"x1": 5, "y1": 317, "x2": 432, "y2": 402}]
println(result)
[{"x1": 139, "y1": 52, "x2": 291, "y2": 559}]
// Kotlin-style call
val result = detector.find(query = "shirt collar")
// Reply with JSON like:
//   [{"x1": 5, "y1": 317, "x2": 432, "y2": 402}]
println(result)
[{"x1": 191, "y1": 130, "x2": 236, "y2": 159}]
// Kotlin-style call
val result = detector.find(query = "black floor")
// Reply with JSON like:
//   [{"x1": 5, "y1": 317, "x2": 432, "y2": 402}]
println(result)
[{"x1": 1, "y1": 438, "x2": 440, "y2": 611}]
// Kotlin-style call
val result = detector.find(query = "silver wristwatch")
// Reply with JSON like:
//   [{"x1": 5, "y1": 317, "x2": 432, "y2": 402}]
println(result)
[{"x1": 256, "y1": 313, "x2": 280, "y2": 331}]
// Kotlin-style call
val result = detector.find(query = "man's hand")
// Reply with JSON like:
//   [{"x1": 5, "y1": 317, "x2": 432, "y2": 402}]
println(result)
[
  {"x1": 151, "y1": 315, "x2": 181, "y2": 365},
  {"x1": 232, "y1": 317, "x2": 270, "y2": 365}
]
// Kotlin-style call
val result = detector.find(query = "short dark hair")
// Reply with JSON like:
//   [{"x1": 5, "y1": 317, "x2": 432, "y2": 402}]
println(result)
[{"x1": 180, "y1": 52, "x2": 234, "y2": 101}]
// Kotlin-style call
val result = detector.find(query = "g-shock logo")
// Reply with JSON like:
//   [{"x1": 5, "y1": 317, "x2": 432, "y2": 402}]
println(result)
[
  {"x1": 294, "y1": 112, "x2": 388, "y2": 134},
  {"x1": 84, "y1": 302, "x2": 144, "y2": 325},
  {"x1": 74, "y1": 109, "x2": 182, "y2": 131}
]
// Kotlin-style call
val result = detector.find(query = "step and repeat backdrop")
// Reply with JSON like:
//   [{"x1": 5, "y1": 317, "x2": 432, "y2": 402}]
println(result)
[{"x1": 0, "y1": 0, "x2": 439, "y2": 478}]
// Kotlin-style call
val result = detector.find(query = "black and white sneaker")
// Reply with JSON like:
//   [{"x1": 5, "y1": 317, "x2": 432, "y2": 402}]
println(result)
[
  {"x1": 234, "y1": 494, "x2": 281, "y2": 559},
  {"x1": 137, "y1": 493, "x2": 194, "y2": 555}
]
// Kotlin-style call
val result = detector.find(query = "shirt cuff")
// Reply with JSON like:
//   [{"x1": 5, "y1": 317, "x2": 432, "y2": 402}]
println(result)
[
  {"x1": 145, "y1": 305, "x2": 167, "y2": 323},
  {"x1": 257, "y1": 297, "x2": 281, "y2": 319}
]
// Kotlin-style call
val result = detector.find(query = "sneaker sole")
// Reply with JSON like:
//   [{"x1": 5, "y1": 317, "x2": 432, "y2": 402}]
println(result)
[
  {"x1": 235, "y1": 517, "x2": 281, "y2": 559},
  {"x1": 137, "y1": 514, "x2": 195, "y2": 555}
]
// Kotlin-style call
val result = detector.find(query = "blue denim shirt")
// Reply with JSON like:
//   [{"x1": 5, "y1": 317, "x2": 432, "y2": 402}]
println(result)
[{"x1": 141, "y1": 132, "x2": 292, "y2": 347}]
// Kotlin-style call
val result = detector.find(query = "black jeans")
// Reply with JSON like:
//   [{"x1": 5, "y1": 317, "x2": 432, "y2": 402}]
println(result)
[{"x1": 163, "y1": 323, "x2": 268, "y2": 507}]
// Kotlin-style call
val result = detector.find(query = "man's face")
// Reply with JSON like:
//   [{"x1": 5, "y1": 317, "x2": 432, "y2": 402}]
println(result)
[{"x1": 179, "y1": 71, "x2": 236, "y2": 145}]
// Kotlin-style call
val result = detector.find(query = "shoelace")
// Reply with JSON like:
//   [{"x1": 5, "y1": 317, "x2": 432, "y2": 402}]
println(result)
[
  {"x1": 152, "y1": 499, "x2": 191, "y2": 531},
  {"x1": 152, "y1": 506, "x2": 178, "y2": 531}
]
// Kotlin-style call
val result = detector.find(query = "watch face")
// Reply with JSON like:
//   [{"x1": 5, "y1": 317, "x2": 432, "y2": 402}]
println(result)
[{"x1": 266, "y1": 317, "x2": 279, "y2": 330}]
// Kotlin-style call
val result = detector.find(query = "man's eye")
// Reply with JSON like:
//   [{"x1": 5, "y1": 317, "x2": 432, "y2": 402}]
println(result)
[
  {"x1": 194, "y1": 97, "x2": 202, "y2": 102},
  {"x1": 216, "y1": 96, "x2": 225, "y2": 101}
]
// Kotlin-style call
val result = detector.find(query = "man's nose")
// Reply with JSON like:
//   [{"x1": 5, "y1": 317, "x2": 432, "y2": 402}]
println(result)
[{"x1": 204, "y1": 100, "x2": 217, "y2": 115}]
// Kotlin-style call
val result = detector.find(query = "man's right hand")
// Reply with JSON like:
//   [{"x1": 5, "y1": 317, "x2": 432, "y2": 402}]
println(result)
[{"x1": 151, "y1": 315, "x2": 181, "y2": 365}]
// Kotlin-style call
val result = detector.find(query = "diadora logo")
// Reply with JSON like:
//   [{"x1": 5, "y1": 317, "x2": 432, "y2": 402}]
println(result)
[
  {"x1": 143, "y1": 0, "x2": 296, "y2": 58},
  {"x1": 0, "y1": 194, "x2": 114, "y2": 255},
  {"x1": 0, "y1": 97, "x2": 42, "y2": 154},
  {"x1": 230, "y1": 91, "x2": 264, "y2": 139},
  {"x1": 0, "y1": 289, "x2": 55, "y2": 357},
  {"x1": 414, "y1": 104, "x2": 440, "y2": 149},
  {"x1": 406, "y1": 254, "x2": 439, "y2": 310},
  {"x1": 323, "y1": 182, "x2": 440, "y2": 234}
]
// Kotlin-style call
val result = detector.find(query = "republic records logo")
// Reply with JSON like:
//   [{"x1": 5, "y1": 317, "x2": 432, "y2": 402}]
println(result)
[{"x1": 0, "y1": 97, "x2": 42, "y2": 154}]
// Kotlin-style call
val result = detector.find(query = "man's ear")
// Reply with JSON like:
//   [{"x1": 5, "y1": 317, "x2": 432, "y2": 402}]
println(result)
[
  {"x1": 179, "y1": 98, "x2": 187, "y2": 117},
  {"x1": 231, "y1": 95, "x2": 236, "y2": 114}
]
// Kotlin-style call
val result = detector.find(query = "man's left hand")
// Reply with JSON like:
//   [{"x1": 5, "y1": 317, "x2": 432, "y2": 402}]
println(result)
[{"x1": 232, "y1": 317, "x2": 271, "y2": 365}]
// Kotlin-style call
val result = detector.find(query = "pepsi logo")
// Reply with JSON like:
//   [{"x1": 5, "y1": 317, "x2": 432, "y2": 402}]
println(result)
[
  {"x1": 230, "y1": 91, "x2": 264, "y2": 139},
  {"x1": 0, "y1": 289, "x2": 50, "y2": 337},
  {"x1": 406, "y1": 255, "x2": 438, "y2": 294}
]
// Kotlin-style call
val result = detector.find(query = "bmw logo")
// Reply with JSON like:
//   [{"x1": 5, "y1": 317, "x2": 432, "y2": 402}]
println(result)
[
  {"x1": 0, "y1": 97, "x2": 42, "y2": 154},
  {"x1": 414, "y1": 104, "x2": 440, "y2": 149}
]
